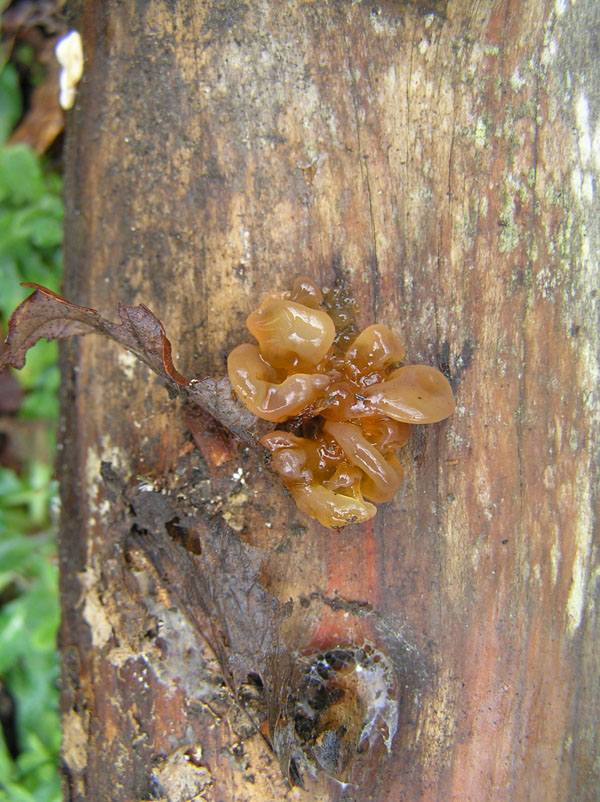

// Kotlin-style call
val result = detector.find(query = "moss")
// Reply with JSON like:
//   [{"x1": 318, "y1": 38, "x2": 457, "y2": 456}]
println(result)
[
  {"x1": 498, "y1": 191, "x2": 520, "y2": 254},
  {"x1": 474, "y1": 116, "x2": 489, "y2": 149}
]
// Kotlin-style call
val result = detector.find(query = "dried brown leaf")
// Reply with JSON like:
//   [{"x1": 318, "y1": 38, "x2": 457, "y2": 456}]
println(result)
[
  {"x1": 1, "y1": 284, "x2": 262, "y2": 443},
  {"x1": 0, "y1": 334, "x2": 22, "y2": 413},
  {"x1": 1, "y1": 283, "x2": 189, "y2": 385},
  {"x1": 7, "y1": 46, "x2": 63, "y2": 155}
]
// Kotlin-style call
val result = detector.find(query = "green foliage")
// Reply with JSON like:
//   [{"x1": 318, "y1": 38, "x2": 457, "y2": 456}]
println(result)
[
  {"x1": 0, "y1": 54, "x2": 63, "y2": 802},
  {"x1": 0, "y1": 467, "x2": 61, "y2": 802},
  {"x1": 0, "y1": 140, "x2": 63, "y2": 422},
  {"x1": 0, "y1": 63, "x2": 22, "y2": 144},
  {"x1": 0, "y1": 53, "x2": 64, "y2": 422}
]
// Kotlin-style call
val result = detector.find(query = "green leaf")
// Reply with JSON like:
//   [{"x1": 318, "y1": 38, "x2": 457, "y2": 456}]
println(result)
[
  {"x1": 14, "y1": 341, "x2": 59, "y2": 394},
  {"x1": 0, "y1": 508, "x2": 31, "y2": 535},
  {"x1": 0, "y1": 146, "x2": 44, "y2": 205},
  {"x1": 0, "y1": 256, "x2": 24, "y2": 319},
  {"x1": 0, "y1": 64, "x2": 22, "y2": 144},
  {"x1": 0, "y1": 601, "x2": 27, "y2": 672},
  {"x1": 0, "y1": 538, "x2": 35, "y2": 573},
  {"x1": 9, "y1": 205, "x2": 63, "y2": 250},
  {"x1": 18, "y1": 390, "x2": 59, "y2": 422},
  {"x1": 0, "y1": 781, "x2": 38, "y2": 802},
  {"x1": 0, "y1": 466, "x2": 23, "y2": 497},
  {"x1": 0, "y1": 465, "x2": 57, "y2": 535},
  {"x1": 31, "y1": 216, "x2": 63, "y2": 250}
]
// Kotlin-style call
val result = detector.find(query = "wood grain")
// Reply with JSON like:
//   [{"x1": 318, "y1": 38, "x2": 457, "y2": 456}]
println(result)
[{"x1": 58, "y1": 1, "x2": 599, "y2": 800}]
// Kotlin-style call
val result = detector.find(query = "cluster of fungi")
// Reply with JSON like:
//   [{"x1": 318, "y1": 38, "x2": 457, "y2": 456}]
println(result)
[{"x1": 228, "y1": 277, "x2": 454, "y2": 529}]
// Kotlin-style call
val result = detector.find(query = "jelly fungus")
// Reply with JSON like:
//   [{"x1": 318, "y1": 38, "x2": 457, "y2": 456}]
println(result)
[{"x1": 227, "y1": 277, "x2": 455, "y2": 528}]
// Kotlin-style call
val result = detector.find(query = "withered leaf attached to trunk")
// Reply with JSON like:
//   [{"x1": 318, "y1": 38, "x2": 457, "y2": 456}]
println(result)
[
  {"x1": 3, "y1": 282, "x2": 190, "y2": 383},
  {"x1": 0, "y1": 284, "x2": 260, "y2": 443}
]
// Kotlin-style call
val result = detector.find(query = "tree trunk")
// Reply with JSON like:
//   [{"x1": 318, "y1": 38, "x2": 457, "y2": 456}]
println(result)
[{"x1": 58, "y1": 1, "x2": 599, "y2": 800}]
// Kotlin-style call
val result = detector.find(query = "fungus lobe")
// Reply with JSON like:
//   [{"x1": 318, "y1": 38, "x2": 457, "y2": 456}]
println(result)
[{"x1": 228, "y1": 277, "x2": 455, "y2": 529}]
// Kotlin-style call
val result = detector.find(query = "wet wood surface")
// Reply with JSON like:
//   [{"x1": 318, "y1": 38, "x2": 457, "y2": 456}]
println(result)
[{"x1": 58, "y1": 1, "x2": 599, "y2": 800}]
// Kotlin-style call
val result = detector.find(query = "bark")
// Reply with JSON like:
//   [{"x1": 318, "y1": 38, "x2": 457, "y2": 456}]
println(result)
[{"x1": 58, "y1": 1, "x2": 599, "y2": 800}]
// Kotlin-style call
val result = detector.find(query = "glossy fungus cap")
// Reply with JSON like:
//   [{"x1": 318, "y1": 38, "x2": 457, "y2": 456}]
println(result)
[{"x1": 228, "y1": 277, "x2": 455, "y2": 528}]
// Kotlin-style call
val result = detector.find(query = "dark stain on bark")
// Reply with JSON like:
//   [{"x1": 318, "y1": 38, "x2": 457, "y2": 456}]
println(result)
[{"x1": 440, "y1": 337, "x2": 474, "y2": 392}]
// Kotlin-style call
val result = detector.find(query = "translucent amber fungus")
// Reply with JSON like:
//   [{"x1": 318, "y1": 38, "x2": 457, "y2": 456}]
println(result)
[{"x1": 228, "y1": 277, "x2": 455, "y2": 529}]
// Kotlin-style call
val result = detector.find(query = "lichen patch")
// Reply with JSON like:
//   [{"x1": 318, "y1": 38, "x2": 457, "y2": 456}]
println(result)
[{"x1": 565, "y1": 463, "x2": 594, "y2": 636}]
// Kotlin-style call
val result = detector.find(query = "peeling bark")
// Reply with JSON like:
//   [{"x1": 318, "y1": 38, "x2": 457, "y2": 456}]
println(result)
[{"x1": 58, "y1": 1, "x2": 599, "y2": 800}]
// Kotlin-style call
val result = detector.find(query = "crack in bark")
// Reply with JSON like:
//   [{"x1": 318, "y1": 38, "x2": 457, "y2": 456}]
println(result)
[{"x1": 304, "y1": 590, "x2": 374, "y2": 616}]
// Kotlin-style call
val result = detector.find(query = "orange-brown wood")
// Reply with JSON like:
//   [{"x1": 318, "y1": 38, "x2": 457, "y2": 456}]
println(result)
[{"x1": 58, "y1": 1, "x2": 599, "y2": 800}]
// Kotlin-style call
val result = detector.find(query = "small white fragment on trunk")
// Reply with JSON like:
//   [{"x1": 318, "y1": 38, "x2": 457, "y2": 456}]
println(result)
[{"x1": 55, "y1": 31, "x2": 84, "y2": 110}]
